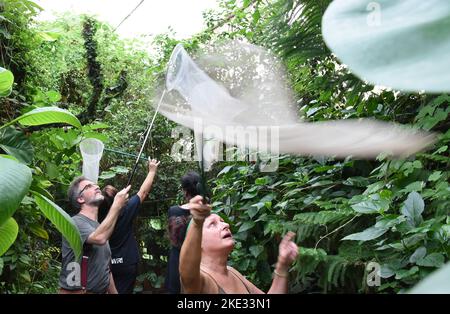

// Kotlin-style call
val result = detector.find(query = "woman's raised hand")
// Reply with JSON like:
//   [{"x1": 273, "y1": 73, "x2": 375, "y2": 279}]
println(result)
[
  {"x1": 187, "y1": 195, "x2": 211, "y2": 224},
  {"x1": 277, "y1": 231, "x2": 299, "y2": 270}
]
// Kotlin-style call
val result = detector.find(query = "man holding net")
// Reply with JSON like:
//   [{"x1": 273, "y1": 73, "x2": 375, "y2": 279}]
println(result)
[{"x1": 58, "y1": 177, "x2": 131, "y2": 294}]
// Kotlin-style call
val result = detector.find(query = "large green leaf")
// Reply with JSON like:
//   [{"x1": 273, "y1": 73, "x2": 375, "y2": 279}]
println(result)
[
  {"x1": 401, "y1": 192, "x2": 424, "y2": 227},
  {"x1": 0, "y1": 217, "x2": 19, "y2": 256},
  {"x1": 322, "y1": 0, "x2": 450, "y2": 92},
  {"x1": 409, "y1": 246, "x2": 427, "y2": 264},
  {"x1": 409, "y1": 262, "x2": 450, "y2": 293},
  {"x1": 1, "y1": 107, "x2": 82, "y2": 130},
  {"x1": 0, "y1": 126, "x2": 34, "y2": 164},
  {"x1": 351, "y1": 200, "x2": 380, "y2": 214},
  {"x1": 416, "y1": 253, "x2": 445, "y2": 268},
  {"x1": 29, "y1": 223, "x2": 49, "y2": 240},
  {"x1": 342, "y1": 226, "x2": 388, "y2": 241},
  {"x1": 238, "y1": 221, "x2": 256, "y2": 233},
  {"x1": 0, "y1": 67, "x2": 14, "y2": 97},
  {"x1": 249, "y1": 245, "x2": 264, "y2": 258},
  {"x1": 33, "y1": 192, "x2": 82, "y2": 261},
  {"x1": 37, "y1": 31, "x2": 61, "y2": 42},
  {"x1": 0, "y1": 157, "x2": 32, "y2": 225}
]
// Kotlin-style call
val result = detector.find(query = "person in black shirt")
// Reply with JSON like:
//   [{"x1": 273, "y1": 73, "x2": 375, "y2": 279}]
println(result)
[
  {"x1": 164, "y1": 171, "x2": 199, "y2": 294},
  {"x1": 99, "y1": 158, "x2": 160, "y2": 294}
]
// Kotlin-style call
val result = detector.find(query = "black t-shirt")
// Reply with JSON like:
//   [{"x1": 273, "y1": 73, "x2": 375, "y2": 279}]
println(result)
[
  {"x1": 109, "y1": 194, "x2": 141, "y2": 266},
  {"x1": 168, "y1": 205, "x2": 191, "y2": 249},
  {"x1": 165, "y1": 205, "x2": 191, "y2": 294}
]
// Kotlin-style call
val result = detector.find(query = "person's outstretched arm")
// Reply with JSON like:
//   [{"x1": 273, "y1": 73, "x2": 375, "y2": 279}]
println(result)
[
  {"x1": 137, "y1": 158, "x2": 160, "y2": 203},
  {"x1": 87, "y1": 185, "x2": 131, "y2": 245},
  {"x1": 267, "y1": 231, "x2": 299, "y2": 294},
  {"x1": 179, "y1": 196, "x2": 211, "y2": 293}
]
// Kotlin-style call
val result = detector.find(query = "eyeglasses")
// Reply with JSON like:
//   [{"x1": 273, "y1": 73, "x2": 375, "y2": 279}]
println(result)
[{"x1": 78, "y1": 183, "x2": 98, "y2": 197}]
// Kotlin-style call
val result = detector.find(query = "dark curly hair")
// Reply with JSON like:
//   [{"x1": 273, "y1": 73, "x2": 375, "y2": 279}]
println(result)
[{"x1": 181, "y1": 171, "x2": 200, "y2": 199}]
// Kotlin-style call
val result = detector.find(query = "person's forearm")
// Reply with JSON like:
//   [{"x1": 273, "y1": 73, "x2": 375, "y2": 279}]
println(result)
[
  {"x1": 267, "y1": 262, "x2": 289, "y2": 294},
  {"x1": 179, "y1": 220, "x2": 203, "y2": 292},
  {"x1": 138, "y1": 170, "x2": 156, "y2": 201},
  {"x1": 88, "y1": 205, "x2": 121, "y2": 245}
]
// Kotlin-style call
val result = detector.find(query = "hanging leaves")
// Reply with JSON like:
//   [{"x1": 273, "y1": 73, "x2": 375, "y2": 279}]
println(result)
[
  {"x1": 33, "y1": 193, "x2": 83, "y2": 261},
  {"x1": 0, "y1": 157, "x2": 32, "y2": 226},
  {"x1": 0, "y1": 67, "x2": 14, "y2": 97},
  {"x1": 1, "y1": 107, "x2": 82, "y2": 130},
  {"x1": 0, "y1": 127, "x2": 34, "y2": 164},
  {"x1": 0, "y1": 218, "x2": 19, "y2": 256}
]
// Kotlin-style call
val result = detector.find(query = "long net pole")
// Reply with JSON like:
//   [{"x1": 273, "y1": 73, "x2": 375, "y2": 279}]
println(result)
[{"x1": 126, "y1": 89, "x2": 166, "y2": 186}]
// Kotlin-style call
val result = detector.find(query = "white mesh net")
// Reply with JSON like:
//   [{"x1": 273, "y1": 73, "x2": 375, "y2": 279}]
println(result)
[
  {"x1": 80, "y1": 138, "x2": 104, "y2": 183},
  {"x1": 159, "y1": 41, "x2": 435, "y2": 169}
]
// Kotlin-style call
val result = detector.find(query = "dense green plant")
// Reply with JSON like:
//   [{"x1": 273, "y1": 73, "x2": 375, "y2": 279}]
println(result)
[{"x1": 199, "y1": 0, "x2": 450, "y2": 293}]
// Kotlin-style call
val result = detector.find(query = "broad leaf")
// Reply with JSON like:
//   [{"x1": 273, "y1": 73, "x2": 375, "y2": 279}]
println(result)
[
  {"x1": 416, "y1": 253, "x2": 445, "y2": 268},
  {"x1": 342, "y1": 226, "x2": 388, "y2": 241},
  {"x1": 249, "y1": 245, "x2": 264, "y2": 258},
  {"x1": 255, "y1": 176, "x2": 270, "y2": 185},
  {"x1": 99, "y1": 171, "x2": 116, "y2": 180},
  {"x1": 409, "y1": 262, "x2": 450, "y2": 293},
  {"x1": 351, "y1": 200, "x2": 381, "y2": 214},
  {"x1": 401, "y1": 192, "x2": 424, "y2": 227},
  {"x1": 109, "y1": 166, "x2": 129, "y2": 174},
  {"x1": 322, "y1": 0, "x2": 450, "y2": 92},
  {"x1": 428, "y1": 171, "x2": 442, "y2": 182},
  {"x1": 409, "y1": 247, "x2": 427, "y2": 264},
  {"x1": 238, "y1": 221, "x2": 256, "y2": 233},
  {"x1": 395, "y1": 266, "x2": 419, "y2": 280},
  {"x1": 0, "y1": 157, "x2": 32, "y2": 225},
  {"x1": 0, "y1": 154, "x2": 18, "y2": 161},
  {"x1": 83, "y1": 132, "x2": 109, "y2": 143},
  {"x1": 401, "y1": 181, "x2": 424, "y2": 194},
  {"x1": 218, "y1": 165, "x2": 233, "y2": 177},
  {"x1": 1, "y1": 107, "x2": 82, "y2": 130},
  {"x1": 29, "y1": 223, "x2": 49, "y2": 240},
  {"x1": 82, "y1": 122, "x2": 110, "y2": 131},
  {"x1": 379, "y1": 264, "x2": 395, "y2": 279},
  {"x1": 33, "y1": 192, "x2": 82, "y2": 261},
  {"x1": 0, "y1": 67, "x2": 14, "y2": 97},
  {"x1": 29, "y1": 184, "x2": 54, "y2": 201},
  {"x1": 247, "y1": 205, "x2": 260, "y2": 219},
  {"x1": 0, "y1": 217, "x2": 18, "y2": 256},
  {"x1": 241, "y1": 192, "x2": 257, "y2": 200},
  {"x1": 37, "y1": 31, "x2": 60, "y2": 42},
  {"x1": 45, "y1": 90, "x2": 61, "y2": 103},
  {"x1": 0, "y1": 126, "x2": 34, "y2": 164}
]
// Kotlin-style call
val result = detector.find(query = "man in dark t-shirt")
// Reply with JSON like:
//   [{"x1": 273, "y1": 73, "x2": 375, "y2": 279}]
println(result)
[{"x1": 99, "y1": 158, "x2": 160, "y2": 294}]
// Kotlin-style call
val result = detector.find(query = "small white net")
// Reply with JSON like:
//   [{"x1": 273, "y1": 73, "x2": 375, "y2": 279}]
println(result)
[{"x1": 80, "y1": 138, "x2": 104, "y2": 183}]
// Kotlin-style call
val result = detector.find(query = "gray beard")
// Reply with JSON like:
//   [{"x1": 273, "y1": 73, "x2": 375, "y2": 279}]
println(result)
[{"x1": 87, "y1": 196, "x2": 104, "y2": 207}]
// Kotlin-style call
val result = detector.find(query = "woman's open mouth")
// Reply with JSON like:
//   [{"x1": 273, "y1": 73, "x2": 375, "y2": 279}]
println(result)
[{"x1": 222, "y1": 232, "x2": 232, "y2": 239}]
